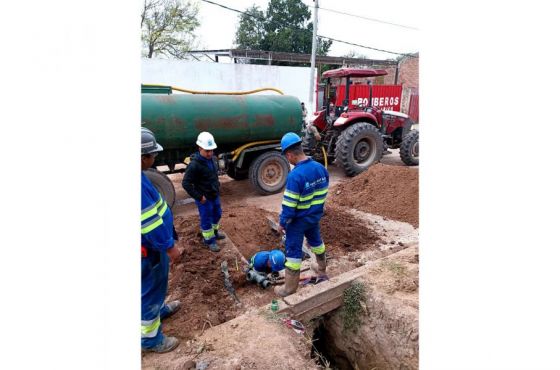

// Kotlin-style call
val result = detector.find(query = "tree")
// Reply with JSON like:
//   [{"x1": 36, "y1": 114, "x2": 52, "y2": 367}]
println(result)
[
  {"x1": 235, "y1": 0, "x2": 332, "y2": 62},
  {"x1": 235, "y1": 5, "x2": 266, "y2": 51},
  {"x1": 141, "y1": 0, "x2": 200, "y2": 59}
]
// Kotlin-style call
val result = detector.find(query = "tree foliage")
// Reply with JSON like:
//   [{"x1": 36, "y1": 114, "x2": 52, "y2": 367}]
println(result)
[
  {"x1": 235, "y1": 0, "x2": 332, "y2": 61},
  {"x1": 141, "y1": 0, "x2": 200, "y2": 59}
]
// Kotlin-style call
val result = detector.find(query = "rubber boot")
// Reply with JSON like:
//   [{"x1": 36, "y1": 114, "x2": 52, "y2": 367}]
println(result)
[
  {"x1": 274, "y1": 268, "x2": 300, "y2": 297},
  {"x1": 143, "y1": 336, "x2": 180, "y2": 353},
  {"x1": 311, "y1": 252, "x2": 327, "y2": 276},
  {"x1": 208, "y1": 242, "x2": 220, "y2": 252}
]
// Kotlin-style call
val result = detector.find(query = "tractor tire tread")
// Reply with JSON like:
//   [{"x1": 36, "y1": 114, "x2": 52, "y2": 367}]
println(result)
[
  {"x1": 335, "y1": 122, "x2": 383, "y2": 177},
  {"x1": 399, "y1": 130, "x2": 419, "y2": 166}
]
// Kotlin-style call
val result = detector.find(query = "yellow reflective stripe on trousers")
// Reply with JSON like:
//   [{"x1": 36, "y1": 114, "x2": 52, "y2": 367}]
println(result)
[
  {"x1": 310, "y1": 243, "x2": 325, "y2": 254},
  {"x1": 141, "y1": 216, "x2": 163, "y2": 234},
  {"x1": 202, "y1": 229, "x2": 214, "y2": 239},
  {"x1": 141, "y1": 317, "x2": 161, "y2": 338},
  {"x1": 284, "y1": 190, "x2": 300, "y2": 200},
  {"x1": 141, "y1": 197, "x2": 164, "y2": 221},
  {"x1": 282, "y1": 199, "x2": 297, "y2": 207},
  {"x1": 212, "y1": 224, "x2": 220, "y2": 230},
  {"x1": 285, "y1": 258, "x2": 301, "y2": 270}
]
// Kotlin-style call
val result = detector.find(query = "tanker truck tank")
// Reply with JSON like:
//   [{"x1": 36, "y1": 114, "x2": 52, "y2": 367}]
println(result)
[{"x1": 141, "y1": 88, "x2": 303, "y2": 205}]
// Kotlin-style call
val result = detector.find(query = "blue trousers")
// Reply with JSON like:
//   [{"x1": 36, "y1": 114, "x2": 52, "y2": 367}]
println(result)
[
  {"x1": 195, "y1": 196, "x2": 222, "y2": 244},
  {"x1": 141, "y1": 251, "x2": 169, "y2": 349},
  {"x1": 284, "y1": 220, "x2": 326, "y2": 271}
]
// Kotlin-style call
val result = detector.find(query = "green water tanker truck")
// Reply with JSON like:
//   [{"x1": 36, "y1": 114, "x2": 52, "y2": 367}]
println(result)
[{"x1": 141, "y1": 85, "x2": 303, "y2": 206}]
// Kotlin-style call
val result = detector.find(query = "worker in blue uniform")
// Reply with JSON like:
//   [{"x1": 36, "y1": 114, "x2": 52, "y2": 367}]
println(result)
[
  {"x1": 274, "y1": 132, "x2": 329, "y2": 297},
  {"x1": 141, "y1": 127, "x2": 182, "y2": 353},
  {"x1": 248, "y1": 249, "x2": 286, "y2": 274},
  {"x1": 182, "y1": 131, "x2": 223, "y2": 252}
]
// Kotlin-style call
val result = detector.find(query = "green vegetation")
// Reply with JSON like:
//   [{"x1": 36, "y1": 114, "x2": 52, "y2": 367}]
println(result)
[
  {"x1": 235, "y1": 0, "x2": 332, "y2": 64},
  {"x1": 141, "y1": 0, "x2": 200, "y2": 59},
  {"x1": 342, "y1": 281, "x2": 366, "y2": 332}
]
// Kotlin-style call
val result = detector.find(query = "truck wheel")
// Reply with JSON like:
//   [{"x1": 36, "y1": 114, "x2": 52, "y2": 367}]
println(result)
[
  {"x1": 143, "y1": 168, "x2": 176, "y2": 207},
  {"x1": 335, "y1": 122, "x2": 383, "y2": 177},
  {"x1": 400, "y1": 130, "x2": 419, "y2": 166},
  {"x1": 226, "y1": 165, "x2": 249, "y2": 180},
  {"x1": 249, "y1": 151, "x2": 290, "y2": 195}
]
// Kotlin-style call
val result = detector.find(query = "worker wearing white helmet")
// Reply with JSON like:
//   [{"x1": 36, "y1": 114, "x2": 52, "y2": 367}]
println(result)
[{"x1": 181, "y1": 132, "x2": 224, "y2": 252}]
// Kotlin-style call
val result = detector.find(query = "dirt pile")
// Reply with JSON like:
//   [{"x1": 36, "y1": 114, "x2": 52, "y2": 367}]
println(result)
[
  {"x1": 332, "y1": 164, "x2": 419, "y2": 227},
  {"x1": 164, "y1": 215, "x2": 249, "y2": 340},
  {"x1": 220, "y1": 206, "x2": 282, "y2": 259},
  {"x1": 321, "y1": 204, "x2": 380, "y2": 256},
  {"x1": 220, "y1": 205, "x2": 380, "y2": 259}
]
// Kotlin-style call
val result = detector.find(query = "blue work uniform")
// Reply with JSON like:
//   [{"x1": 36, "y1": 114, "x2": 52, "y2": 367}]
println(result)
[
  {"x1": 279, "y1": 158, "x2": 329, "y2": 271},
  {"x1": 249, "y1": 251, "x2": 272, "y2": 274},
  {"x1": 141, "y1": 172, "x2": 175, "y2": 349},
  {"x1": 182, "y1": 153, "x2": 222, "y2": 245}
]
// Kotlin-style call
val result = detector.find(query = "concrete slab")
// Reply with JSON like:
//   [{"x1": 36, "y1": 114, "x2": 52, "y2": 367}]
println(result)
[{"x1": 278, "y1": 265, "x2": 370, "y2": 321}]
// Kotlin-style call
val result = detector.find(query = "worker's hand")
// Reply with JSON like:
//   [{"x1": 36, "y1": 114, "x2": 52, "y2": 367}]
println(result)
[
  {"x1": 200, "y1": 195, "x2": 207, "y2": 204},
  {"x1": 167, "y1": 246, "x2": 182, "y2": 264},
  {"x1": 278, "y1": 224, "x2": 285, "y2": 234}
]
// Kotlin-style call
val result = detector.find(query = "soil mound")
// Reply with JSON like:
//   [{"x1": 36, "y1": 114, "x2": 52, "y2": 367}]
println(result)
[
  {"x1": 332, "y1": 164, "x2": 419, "y2": 227},
  {"x1": 321, "y1": 204, "x2": 380, "y2": 256},
  {"x1": 164, "y1": 215, "x2": 247, "y2": 339},
  {"x1": 220, "y1": 206, "x2": 281, "y2": 259},
  {"x1": 220, "y1": 205, "x2": 380, "y2": 259}
]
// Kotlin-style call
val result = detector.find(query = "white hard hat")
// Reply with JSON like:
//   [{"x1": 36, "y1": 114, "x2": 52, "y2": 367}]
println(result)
[{"x1": 196, "y1": 131, "x2": 217, "y2": 150}]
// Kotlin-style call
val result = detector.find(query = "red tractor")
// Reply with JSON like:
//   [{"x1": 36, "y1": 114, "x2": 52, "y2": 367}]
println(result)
[{"x1": 304, "y1": 68, "x2": 419, "y2": 176}]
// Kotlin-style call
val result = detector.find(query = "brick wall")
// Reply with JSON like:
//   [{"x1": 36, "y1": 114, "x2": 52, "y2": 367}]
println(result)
[
  {"x1": 383, "y1": 54, "x2": 419, "y2": 90},
  {"x1": 397, "y1": 55, "x2": 419, "y2": 90}
]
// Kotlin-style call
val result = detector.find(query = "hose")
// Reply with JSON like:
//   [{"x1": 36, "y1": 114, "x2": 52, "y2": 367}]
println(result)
[
  {"x1": 143, "y1": 84, "x2": 284, "y2": 96},
  {"x1": 321, "y1": 145, "x2": 328, "y2": 169},
  {"x1": 231, "y1": 140, "x2": 280, "y2": 162}
]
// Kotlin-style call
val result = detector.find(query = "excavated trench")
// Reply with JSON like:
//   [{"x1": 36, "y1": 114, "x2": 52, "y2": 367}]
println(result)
[
  {"x1": 311, "y1": 320, "x2": 354, "y2": 370},
  {"x1": 310, "y1": 245, "x2": 419, "y2": 370},
  {"x1": 164, "y1": 203, "x2": 383, "y2": 340},
  {"x1": 144, "y1": 161, "x2": 419, "y2": 369},
  {"x1": 160, "y1": 204, "x2": 417, "y2": 370}
]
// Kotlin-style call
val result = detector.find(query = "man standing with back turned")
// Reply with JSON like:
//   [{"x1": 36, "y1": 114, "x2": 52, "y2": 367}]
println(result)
[
  {"x1": 274, "y1": 132, "x2": 330, "y2": 297},
  {"x1": 141, "y1": 127, "x2": 182, "y2": 353}
]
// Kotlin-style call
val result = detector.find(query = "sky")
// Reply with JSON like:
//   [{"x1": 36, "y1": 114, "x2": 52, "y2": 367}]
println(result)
[{"x1": 194, "y1": 0, "x2": 420, "y2": 61}]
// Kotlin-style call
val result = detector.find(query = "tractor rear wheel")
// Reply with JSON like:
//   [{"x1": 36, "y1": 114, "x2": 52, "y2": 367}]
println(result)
[
  {"x1": 143, "y1": 168, "x2": 176, "y2": 207},
  {"x1": 335, "y1": 122, "x2": 383, "y2": 177},
  {"x1": 399, "y1": 130, "x2": 419, "y2": 166},
  {"x1": 301, "y1": 129, "x2": 317, "y2": 154},
  {"x1": 302, "y1": 129, "x2": 331, "y2": 165},
  {"x1": 249, "y1": 151, "x2": 290, "y2": 195}
]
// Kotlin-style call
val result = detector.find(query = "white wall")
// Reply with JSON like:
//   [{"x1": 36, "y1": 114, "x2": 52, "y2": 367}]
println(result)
[{"x1": 141, "y1": 59, "x2": 316, "y2": 113}]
